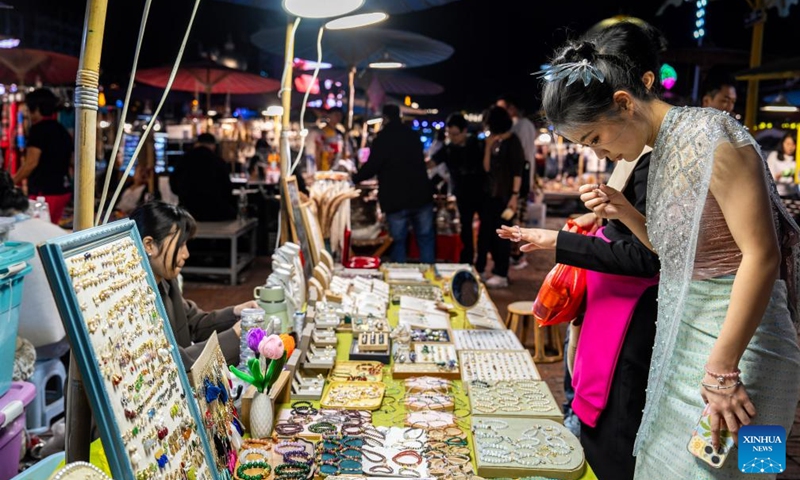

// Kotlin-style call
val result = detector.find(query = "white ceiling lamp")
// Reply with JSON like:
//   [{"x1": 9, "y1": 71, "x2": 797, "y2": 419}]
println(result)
[
  {"x1": 761, "y1": 94, "x2": 799, "y2": 113},
  {"x1": 325, "y1": 12, "x2": 388, "y2": 30},
  {"x1": 369, "y1": 53, "x2": 404, "y2": 69},
  {"x1": 282, "y1": 0, "x2": 364, "y2": 19}
]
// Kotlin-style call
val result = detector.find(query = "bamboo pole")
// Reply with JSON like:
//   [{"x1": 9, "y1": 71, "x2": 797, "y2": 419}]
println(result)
[
  {"x1": 744, "y1": 0, "x2": 765, "y2": 130},
  {"x1": 347, "y1": 65, "x2": 356, "y2": 130},
  {"x1": 279, "y1": 18, "x2": 295, "y2": 243},
  {"x1": 67, "y1": 0, "x2": 108, "y2": 463}
]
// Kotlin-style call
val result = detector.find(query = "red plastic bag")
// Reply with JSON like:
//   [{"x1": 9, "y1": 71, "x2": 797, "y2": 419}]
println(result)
[{"x1": 532, "y1": 219, "x2": 589, "y2": 326}]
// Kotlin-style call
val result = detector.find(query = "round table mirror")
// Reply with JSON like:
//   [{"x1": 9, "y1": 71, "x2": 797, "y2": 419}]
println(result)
[{"x1": 450, "y1": 269, "x2": 481, "y2": 310}]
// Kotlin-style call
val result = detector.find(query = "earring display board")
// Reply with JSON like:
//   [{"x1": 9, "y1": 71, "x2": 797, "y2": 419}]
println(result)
[
  {"x1": 467, "y1": 380, "x2": 562, "y2": 423},
  {"x1": 189, "y1": 332, "x2": 241, "y2": 477},
  {"x1": 459, "y1": 350, "x2": 541, "y2": 382},
  {"x1": 282, "y1": 175, "x2": 314, "y2": 281},
  {"x1": 472, "y1": 417, "x2": 585, "y2": 479},
  {"x1": 38, "y1": 220, "x2": 218, "y2": 480},
  {"x1": 453, "y1": 329, "x2": 524, "y2": 351}
]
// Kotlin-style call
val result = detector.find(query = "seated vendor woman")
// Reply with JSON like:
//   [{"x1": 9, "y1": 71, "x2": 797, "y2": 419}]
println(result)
[{"x1": 130, "y1": 201, "x2": 257, "y2": 370}]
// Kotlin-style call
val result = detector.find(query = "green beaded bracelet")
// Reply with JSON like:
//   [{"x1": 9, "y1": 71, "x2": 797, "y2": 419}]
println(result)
[
  {"x1": 309, "y1": 421, "x2": 336, "y2": 434},
  {"x1": 236, "y1": 461, "x2": 272, "y2": 480},
  {"x1": 275, "y1": 463, "x2": 311, "y2": 475}
]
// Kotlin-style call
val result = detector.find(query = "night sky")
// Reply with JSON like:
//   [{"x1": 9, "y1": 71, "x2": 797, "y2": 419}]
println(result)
[{"x1": 8, "y1": 0, "x2": 800, "y2": 116}]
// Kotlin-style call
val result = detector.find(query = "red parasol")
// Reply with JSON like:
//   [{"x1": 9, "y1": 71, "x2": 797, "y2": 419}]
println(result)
[
  {"x1": 0, "y1": 48, "x2": 79, "y2": 86},
  {"x1": 136, "y1": 60, "x2": 281, "y2": 111}
]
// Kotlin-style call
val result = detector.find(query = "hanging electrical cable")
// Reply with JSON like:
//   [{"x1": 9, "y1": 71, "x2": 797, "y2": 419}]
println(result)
[
  {"x1": 94, "y1": 0, "x2": 153, "y2": 225},
  {"x1": 101, "y1": 0, "x2": 202, "y2": 225},
  {"x1": 290, "y1": 25, "x2": 324, "y2": 175}
]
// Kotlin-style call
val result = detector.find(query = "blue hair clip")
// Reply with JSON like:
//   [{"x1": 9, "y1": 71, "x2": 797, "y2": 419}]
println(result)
[{"x1": 533, "y1": 59, "x2": 605, "y2": 87}]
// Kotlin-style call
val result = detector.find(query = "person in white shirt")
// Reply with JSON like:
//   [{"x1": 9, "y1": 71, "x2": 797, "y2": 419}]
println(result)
[{"x1": 766, "y1": 132, "x2": 797, "y2": 198}]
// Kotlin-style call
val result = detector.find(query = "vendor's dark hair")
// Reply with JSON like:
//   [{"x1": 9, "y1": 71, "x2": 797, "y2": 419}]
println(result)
[
  {"x1": 0, "y1": 170, "x2": 29, "y2": 215},
  {"x1": 446, "y1": 112, "x2": 468, "y2": 131},
  {"x1": 701, "y1": 67, "x2": 736, "y2": 99},
  {"x1": 25, "y1": 88, "x2": 59, "y2": 116},
  {"x1": 484, "y1": 105, "x2": 513, "y2": 134},
  {"x1": 779, "y1": 131, "x2": 796, "y2": 161},
  {"x1": 129, "y1": 201, "x2": 197, "y2": 269},
  {"x1": 541, "y1": 22, "x2": 666, "y2": 131}
]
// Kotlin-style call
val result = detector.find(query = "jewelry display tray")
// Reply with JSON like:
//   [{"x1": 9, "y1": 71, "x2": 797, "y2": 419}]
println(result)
[
  {"x1": 359, "y1": 427, "x2": 430, "y2": 478},
  {"x1": 329, "y1": 361, "x2": 384, "y2": 382},
  {"x1": 466, "y1": 380, "x2": 562, "y2": 423},
  {"x1": 472, "y1": 417, "x2": 585, "y2": 480},
  {"x1": 290, "y1": 369, "x2": 326, "y2": 401},
  {"x1": 392, "y1": 349, "x2": 461, "y2": 380},
  {"x1": 349, "y1": 340, "x2": 392, "y2": 364},
  {"x1": 458, "y1": 350, "x2": 541, "y2": 382},
  {"x1": 38, "y1": 220, "x2": 218, "y2": 480},
  {"x1": 453, "y1": 329, "x2": 524, "y2": 351},
  {"x1": 320, "y1": 381, "x2": 386, "y2": 411}
]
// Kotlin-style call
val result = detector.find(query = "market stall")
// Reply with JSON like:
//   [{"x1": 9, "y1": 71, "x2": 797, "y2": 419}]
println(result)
[{"x1": 27, "y1": 210, "x2": 594, "y2": 478}]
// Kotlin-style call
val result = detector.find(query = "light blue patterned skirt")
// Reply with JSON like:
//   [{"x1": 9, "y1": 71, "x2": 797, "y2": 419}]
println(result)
[{"x1": 634, "y1": 278, "x2": 800, "y2": 479}]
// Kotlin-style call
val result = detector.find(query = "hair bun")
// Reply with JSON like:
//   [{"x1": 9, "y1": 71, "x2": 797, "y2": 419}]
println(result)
[{"x1": 564, "y1": 41, "x2": 597, "y2": 63}]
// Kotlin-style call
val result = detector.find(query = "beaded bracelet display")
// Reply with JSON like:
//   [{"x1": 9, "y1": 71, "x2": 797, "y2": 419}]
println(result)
[{"x1": 236, "y1": 461, "x2": 271, "y2": 480}]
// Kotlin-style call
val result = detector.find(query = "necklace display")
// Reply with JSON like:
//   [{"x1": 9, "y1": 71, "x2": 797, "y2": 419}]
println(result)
[
  {"x1": 469, "y1": 380, "x2": 559, "y2": 417},
  {"x1": 472, "y1": 418, "x2": 584, "y2": 477},
  {"x1": 459, "y1": 350, "x2": 541, "y2": 382},
  {"x1": 356, "y1": 426, "x2": 430, "y2": 478},
  {"x1": 453, "y1": 329, "x2": 524, "y2": 351},
  {"x1": 65, "y1": 237, "x2": 213, "y2": 480}
]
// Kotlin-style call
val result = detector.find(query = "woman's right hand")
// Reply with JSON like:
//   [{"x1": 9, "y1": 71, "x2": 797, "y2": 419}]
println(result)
[
  {"x1": 496, "y1": 225, "x2": 558, "y2": 252},
  {"x1": 565, "y1": 212, "x2": 600, "y2": 234},
  {"x1": 579, "y1": 183, "x2": 633, "y2": 220}
]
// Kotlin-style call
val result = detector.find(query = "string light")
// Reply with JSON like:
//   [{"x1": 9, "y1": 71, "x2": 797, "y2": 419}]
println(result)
[{"x1": 693, "y1": 0, "x2": 707, "y2": 40}]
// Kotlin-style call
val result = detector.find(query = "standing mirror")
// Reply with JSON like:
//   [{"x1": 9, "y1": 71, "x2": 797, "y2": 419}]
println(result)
[{"x1": 450, "y1": 269, "x2": 482, "y2": 310}]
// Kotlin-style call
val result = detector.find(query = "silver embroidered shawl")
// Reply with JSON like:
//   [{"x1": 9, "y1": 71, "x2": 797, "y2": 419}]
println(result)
[{"x1": 634, "y1": 107, "x2": 800, "y2": 454}]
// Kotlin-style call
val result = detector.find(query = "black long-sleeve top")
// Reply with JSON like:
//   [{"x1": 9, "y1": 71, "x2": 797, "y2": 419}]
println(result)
[
  {"x1": 353, "y1": 121, "x2": 434, "y2": 214},
  {"x1": 555, "y1": 153, "x2": 660, "y2": 278}
]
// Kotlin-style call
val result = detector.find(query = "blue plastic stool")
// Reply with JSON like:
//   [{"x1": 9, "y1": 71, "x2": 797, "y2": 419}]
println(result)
[
  {"x1": 11, "y1": 451, "x2": 65, "y2": 480},
  {"x1": 25, "y1": 359, "x2": 66, "y2": 435}
]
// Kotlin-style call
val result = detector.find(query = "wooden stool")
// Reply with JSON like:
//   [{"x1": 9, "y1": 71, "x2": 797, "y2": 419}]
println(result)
[{"x1": 506, "y1": 301, "x2": 564, "y2": 363}]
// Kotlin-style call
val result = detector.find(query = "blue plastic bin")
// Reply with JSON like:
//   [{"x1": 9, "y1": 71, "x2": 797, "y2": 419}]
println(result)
[
  {"x1": 0, "y1": 242, "x2": 34, "y2": 397},
  {"x1": 10, "y1": 452, "x2": 65, "y2": 480}
]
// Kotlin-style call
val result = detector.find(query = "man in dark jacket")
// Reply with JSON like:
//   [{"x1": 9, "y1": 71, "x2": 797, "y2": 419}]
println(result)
[
  {"x1": 170, "y1": 133, "x2": 236, "y2": 221},
  {"x1": 353, "y1": 105, "x2": 435, "y2": 263}
]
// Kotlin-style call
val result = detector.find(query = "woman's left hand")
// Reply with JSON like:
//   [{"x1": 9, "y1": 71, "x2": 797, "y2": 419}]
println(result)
[
  {"x1": 700, "y1": 377, "x2": 757, "y2": 450},
  {"x1": 496, "y1": 225, "x2": 558, "y2": 251},
  {"x1": 233, "y1": 300, "x2": 259, "y2": 317}
]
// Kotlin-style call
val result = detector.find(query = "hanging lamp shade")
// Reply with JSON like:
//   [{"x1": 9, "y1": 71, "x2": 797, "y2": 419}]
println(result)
[{"x1": 281, "y1": 0, "x2": 363, "y2": 18}]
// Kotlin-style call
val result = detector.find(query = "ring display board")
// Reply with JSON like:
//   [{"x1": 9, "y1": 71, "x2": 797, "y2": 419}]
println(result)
[{"x1": 38, "y1": 220, "x2": 219, "y2": 480}]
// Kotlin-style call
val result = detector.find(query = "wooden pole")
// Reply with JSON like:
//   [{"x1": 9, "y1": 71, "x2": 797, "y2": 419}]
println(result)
[
  {"x1": 68, "y1": 0, "x2": 108, "y2": 463},
  {"x1": 280, "y1": 19, "x2": 295, "y2": 243},
  {"x1": 347, "y1": 65, "x2": 356, "y2": 130},
  {"x1": 744, "y1": 0, "x2": 765, "y2": 130}
]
